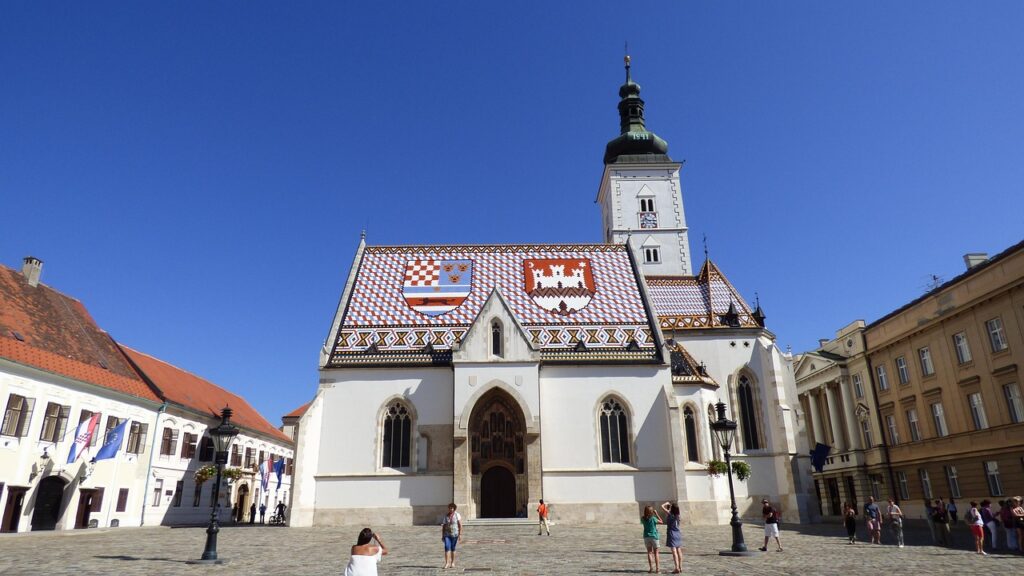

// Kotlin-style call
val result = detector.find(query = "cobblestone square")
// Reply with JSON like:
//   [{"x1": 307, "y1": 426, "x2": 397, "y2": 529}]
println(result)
[{"x1": 2, "y1": 521, "x2": 1022, "y2": 575}]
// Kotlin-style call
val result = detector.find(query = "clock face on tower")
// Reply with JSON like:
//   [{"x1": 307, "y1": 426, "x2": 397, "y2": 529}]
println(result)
[{"x1": 639, "y1": 212, "x2": 658, "y2": 229}]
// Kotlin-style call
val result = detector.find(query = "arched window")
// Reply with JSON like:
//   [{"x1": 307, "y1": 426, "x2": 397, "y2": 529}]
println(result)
[
  {"x1": 683, "y1": 406, "x2": 700, "y2": 463},
  {"x1": 382, "y1": 400, "x2": 412, "y2": 468},
  {"x1": 708, "y1": 404, "x2": 722, "y2": 461},
  {"x1": 491, "y1": 320, "x2": 503, "y2": 357},
  {"x1": 738, "y1": 376, "x2": 761, "y2": 450},
  {"x1": 599, "y1": 398, "x2": 631, "y2": 464}
]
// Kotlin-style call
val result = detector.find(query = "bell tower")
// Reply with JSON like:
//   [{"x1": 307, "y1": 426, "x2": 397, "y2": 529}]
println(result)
[{"x1": 597, "y1": 55, "x2": 692, "y2": 276}]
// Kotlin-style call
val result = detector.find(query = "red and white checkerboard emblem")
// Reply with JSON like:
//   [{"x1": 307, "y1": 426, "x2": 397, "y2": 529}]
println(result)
[
  {"x1": 402, "y1": 259, "x2": 474, "y2": 316},
  {"x1": 523, "y1": 258, "x2": 596, "y2": 316}
]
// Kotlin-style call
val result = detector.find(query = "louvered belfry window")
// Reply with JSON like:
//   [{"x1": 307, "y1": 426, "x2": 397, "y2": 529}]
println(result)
[{"x1": 382, "y1": 401, "x2": 411, "y2": 468}]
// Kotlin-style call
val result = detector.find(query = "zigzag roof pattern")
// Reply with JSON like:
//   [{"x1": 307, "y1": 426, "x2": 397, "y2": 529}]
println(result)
[
  {"x1": 645, "y1": 260, "x2": 760, "y2": 330},
  {"x1": 328, "y1": 243, "x2": 659, "y2": 364}
]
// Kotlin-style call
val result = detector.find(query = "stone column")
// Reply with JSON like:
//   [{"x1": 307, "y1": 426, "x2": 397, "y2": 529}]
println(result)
[
  {"x1": 807, "y1": 391, "x2": 824, "y2": 448},
  {"x1": 839, "y1": 377, "x2": 860, "y2": 450},
  {"x1": 824, "y1": 384, "x2": 845, "y2": 452}
]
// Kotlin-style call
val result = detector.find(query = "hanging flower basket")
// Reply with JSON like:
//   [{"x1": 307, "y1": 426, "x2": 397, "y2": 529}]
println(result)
[
  {"x1": 706, "y1": 460, "x2": 728, "y2": 477},
  {"x1": 194, "y1": 465, "x2": 245, "y2": 484},
  {"x1": 731, "y1": 461, "x2": 752, "y2": 482}
]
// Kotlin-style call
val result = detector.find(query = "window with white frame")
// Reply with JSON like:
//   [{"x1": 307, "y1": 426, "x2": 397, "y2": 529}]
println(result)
[
  {"x1": 639, "y1": 198, "x2": 656, "y2": 213},
  {"x1": 930, "y1": 402, "x2": 948, "y2": 437},
  {"x1": 919, "y1": 469, "x2": 933, "y2": 499},
  {"x1": 906, "y1": 408, "x2": 921, "y2": 442},
  {"x1": 984, "y1": 461, "x2": 1003, "y2": 496},
  {"x1": 599, "y1": 398, "x2": 631, "y2": 464},
  {"x1": 490, "y1": 320, "x2": 503, "y2": 358},
  {"x1": 643, "y1": 247, "x2": 661, "y2": 264},
  {"x1": 919, "y1": 347, "x2": 935, "y2": 376},
  {"x1": 895, "y1": 356, "x2": 910, "y2": 384},
  {"x1": 896, "y1": 471, "x2": 910, "y2": 500},
  {"x1": 986, "y1": 318, "x2": 1008, "y2": 352},
  {"x1": 852, "y1": 373, "x2": 864, "y2": 399},
  {"x1": 860, "y1": 419, "x2": 873, "y2": 448},
  {"x1": 1005, "y1": 383, "x2": 1024, "y2": 424},
  {"x1": 39, "y1": 402, "x2": 70, "y2": 443},
  {"x1": 876, "y1": 364, "x2": 890, "y2": 391},
  {"x1": 953, "y1": 332, "x2": 972, "y2": 364},
  {"x1": 944, "y1": 465, "x2": 961, "y2": 498},
  {"x1": 381, "y1": 400, "x2": 412, "y2": 468},
  {"x1": 885, "y1": 415, "x2": 900, "y2": 445},
  {"x1": 968, "y1": 392, "x2": 988, "y2": 430},
  {"x1": 737, "y1": 376, "x2": 761, "y2": 451},
  {"x1": 152, "y1": 478, "x2": 163, "y2": 506}
]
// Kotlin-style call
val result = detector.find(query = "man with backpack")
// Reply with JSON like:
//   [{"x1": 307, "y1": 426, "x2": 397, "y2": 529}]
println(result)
[{"x1": 759, "y1": 499, "x2": 783, "y2": 552}]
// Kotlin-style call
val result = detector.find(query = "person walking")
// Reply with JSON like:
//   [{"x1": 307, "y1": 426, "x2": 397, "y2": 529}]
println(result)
[
  {"x1": 967, "y1": 501, "x2": 987, "y2": 555},
  {"x1": 759, "y1": 499, "x2": 783, "y2": 552},
  {"x1": 441, "y1": 502, "x2": 462, "y2": 570},
  {"x1": 886, "y1": 499, "x2": 905, "y2": 548},
  {"x1": 999, "y1": 499, "x2": 1018, "y2": 551},
  {"x1": 863, "y1": 496, "x2": 882, "y2": 544},
  {"x1": 537, "y1": 499, "x2": 551, "y2": 536},
  {"x1": 259, "y1": 502, "x2": 267, "y2": 524},
  {"x1": 249, "y1": 502, "x2": 257, "y2": 524},
  {"x1": 1012, "y1": 496, "x2": 1024, "y2": 552},
  {"x1": 980, "y1": 500, "x2": 997, "y2": 551},
  {"x1": 843, "y1": 502, "x2": 857, "y2": 544},
  {"x1": 641, "y1": 505, "x2": 663, "y2": 574},
  {"x1": 661, "y1": 502, "x2": 683, "y2": 574},
  {"x1": 343, "y1": 528, "x2": 388, "y2": 576},
  {"x1": 947, "y1": 497, "x2": 959, "y2": 525},
  {"x1": 932, "y1": 499, "x2": 951, "y2": 547}
]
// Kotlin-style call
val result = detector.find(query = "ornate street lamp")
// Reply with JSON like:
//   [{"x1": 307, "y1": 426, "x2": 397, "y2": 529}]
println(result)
[
  {"x1": 710, "y1": 401, "x2": 757, "y2": 556},
  {"x1": 190, "y1": 406, "x2": 239, "y2": 564}
]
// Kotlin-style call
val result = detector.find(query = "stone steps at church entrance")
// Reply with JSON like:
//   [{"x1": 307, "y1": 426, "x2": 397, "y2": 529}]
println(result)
[{"x1": 462, "y1": 518, "x2": 537, "y2": 527}]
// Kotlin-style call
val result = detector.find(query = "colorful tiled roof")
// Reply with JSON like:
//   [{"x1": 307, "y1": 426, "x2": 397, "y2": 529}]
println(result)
[
  {"x1": 667, "y1": 341, "x2": 718, "y2": 386},
  {"x1": 646, "y1": 260, "x2": 760, "y2": 330},
  {"x1": 0, "y1": 265, "x2": 160, "y2": 402},
  {"x1": 121, "y1": 346, "x2": 292, "y2": 444},
  {"x1": 328, "y1": 244, "x2": 658, "y2": 365}
]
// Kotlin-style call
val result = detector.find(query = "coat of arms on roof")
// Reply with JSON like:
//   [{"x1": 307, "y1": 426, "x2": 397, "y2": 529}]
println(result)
[
  {"x1": 523, "y1": 259, "x2": 596, "y2": 316},
  {"x1": 402, "y1": 259, "x2": 473, "y2": 317}
]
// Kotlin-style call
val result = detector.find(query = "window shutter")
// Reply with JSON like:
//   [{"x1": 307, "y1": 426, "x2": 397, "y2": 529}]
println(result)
[
  {"x1": 57, "y1": 405, "x2": 71, "y2": 442},
  {"x1": 138, "y1": 424, "x2": 148, "y2": 454},
  {"x1": 180, "y1": 433, "x2": 190, "y2": 458},
  {"x1": 18, "y1": 397, "x2": 36, "y2": 437},
  {"x1": 1, "y1": 404, "x2": 12, "y2": 436},
  {"x1": 116, "y1": 488, "x2": 129, "y2": 512},
  {"x1": 90, "y1": 488, "x2": 105, "y2": 512}
]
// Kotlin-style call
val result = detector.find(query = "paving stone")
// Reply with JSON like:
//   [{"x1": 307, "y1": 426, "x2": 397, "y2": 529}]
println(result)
[{"x1": 0, "y1": 521, "x2": 1021, "y2": 575}]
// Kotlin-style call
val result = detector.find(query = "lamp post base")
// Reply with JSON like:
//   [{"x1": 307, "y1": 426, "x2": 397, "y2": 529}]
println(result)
[
  {"x1": 186, "y1": 559, "x2": 230, "y2": 565},
  {"x1": 718, "y1": 550, "x2": 761, "y2": 557}
]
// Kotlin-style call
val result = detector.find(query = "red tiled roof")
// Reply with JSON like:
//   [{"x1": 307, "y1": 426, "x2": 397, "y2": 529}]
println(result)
[
  {"x1": 120, "y1": 346, "x2": 292, "y2": 444},
  {"x1": 283, "y1": 401, "x2": 311, "y2": 419},
  {"x1": 0, "y1": 265, "x2": 159, "y2": 402}
]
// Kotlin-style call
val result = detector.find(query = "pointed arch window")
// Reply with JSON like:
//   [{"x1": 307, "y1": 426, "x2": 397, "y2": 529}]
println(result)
[
  {"x1": 738, "y1": 376, "x2": 761, "y2": 450},
  {"x1": 491, "y1": 320, "x2": 503, "y2": 358},
  {"x1": 599, "y1": 398, "x2": 631, "y2": 464},
  {"x1": 708, "y1": 404, "x2": 722, "y2": 460},
  {"x1": 683, "y1": 406, "x2": 700, "y2": 463},
  {"x1": 382, "y1": 400, "x2": 412, "y2": 468}
]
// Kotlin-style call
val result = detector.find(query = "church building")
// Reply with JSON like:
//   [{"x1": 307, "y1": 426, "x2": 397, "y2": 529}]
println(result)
[{"x1": 290, "y1": 59, "x2": 814, "y2": 526}]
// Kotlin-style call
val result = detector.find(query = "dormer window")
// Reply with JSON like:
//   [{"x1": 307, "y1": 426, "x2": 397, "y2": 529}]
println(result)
[{"x1": 491, "y1": 320, "x2": 503, "y2": 357}]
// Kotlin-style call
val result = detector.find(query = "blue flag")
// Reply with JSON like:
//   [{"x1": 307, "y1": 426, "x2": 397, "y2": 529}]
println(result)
[
  {"x1": 94, "y1": 420, "x2": 128, "y2": 461},
  {"x1": 809, "y1": 442, "x2": 831, "y2": 473},
  {"x1": 274, "y1": 457, "x2": 285, "y2": 490}
]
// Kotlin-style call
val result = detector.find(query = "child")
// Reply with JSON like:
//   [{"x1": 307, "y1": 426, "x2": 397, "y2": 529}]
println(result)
[
  {"x1": 661, "y1": 501, "x2": 683, "y2": 574},
  {"x1": 641, "y1": 505, "x2": 664, "y2": 573}
]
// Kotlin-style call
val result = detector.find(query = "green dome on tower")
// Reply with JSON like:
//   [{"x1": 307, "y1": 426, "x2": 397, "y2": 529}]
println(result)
[{"x1": 603, "y1": 55, "x2": 671, "y2": 165}]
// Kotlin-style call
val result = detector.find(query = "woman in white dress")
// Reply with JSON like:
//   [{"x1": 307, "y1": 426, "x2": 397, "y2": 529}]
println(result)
[{"x1": 344, "y1": 528, "x2": 388, "y2": 576}]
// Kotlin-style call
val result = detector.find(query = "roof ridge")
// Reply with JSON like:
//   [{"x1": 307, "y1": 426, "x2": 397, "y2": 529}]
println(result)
[{"x1": 119, "y1": 344, "x2": 244, "y2": 401}]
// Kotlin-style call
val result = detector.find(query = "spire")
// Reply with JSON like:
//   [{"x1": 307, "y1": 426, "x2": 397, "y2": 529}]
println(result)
[
  {"x1": 603, "y1": 53, "x2": 670, "y2": 165},
  {"x1": 752, "y1": 292, "x2": 766, "y2": 327}
]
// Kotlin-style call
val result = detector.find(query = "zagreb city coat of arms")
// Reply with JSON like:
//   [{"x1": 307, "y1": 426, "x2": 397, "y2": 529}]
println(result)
[
  {"x1": 523, "y1": 258, "x2": 596, "y2": 316},
  {"x1": 402, "y1": 259, "x2": 473, "y2": 316}
]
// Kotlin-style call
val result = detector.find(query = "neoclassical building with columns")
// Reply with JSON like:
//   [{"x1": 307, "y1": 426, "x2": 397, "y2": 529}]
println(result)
[{"x1": 290, "y1": 61, "x2": 813, "y2": 526}]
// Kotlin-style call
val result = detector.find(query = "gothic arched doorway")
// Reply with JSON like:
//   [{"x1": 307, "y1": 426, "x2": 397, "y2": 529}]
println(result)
[
  {"x1": 469, "y1": 389, "x2": 526, "y2": 518},
  {"x1": 31, "y1": 476, "x2": 67, "y2": 531}
]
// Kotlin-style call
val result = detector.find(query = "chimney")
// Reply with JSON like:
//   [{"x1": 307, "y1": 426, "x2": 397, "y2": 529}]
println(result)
[
  {"x1": 963, "y1": 253, "x2": 988, "y2": 270},
  {"x1": 21, "y1": 256, "x2": 43, "y2": 287}
]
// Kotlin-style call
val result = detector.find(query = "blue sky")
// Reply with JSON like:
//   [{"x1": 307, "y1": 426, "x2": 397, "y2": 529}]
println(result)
[{"x1": 2, "y1": 2, "x2": 1022, "y2": 425}]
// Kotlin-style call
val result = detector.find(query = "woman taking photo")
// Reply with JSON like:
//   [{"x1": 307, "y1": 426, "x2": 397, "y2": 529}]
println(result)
[
  {"x1": 660, "y1": 501, "x2": 683, "y2": 574},
  {"x1": 343, "y1": 528, "x2": 388, "y2": 576}
]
